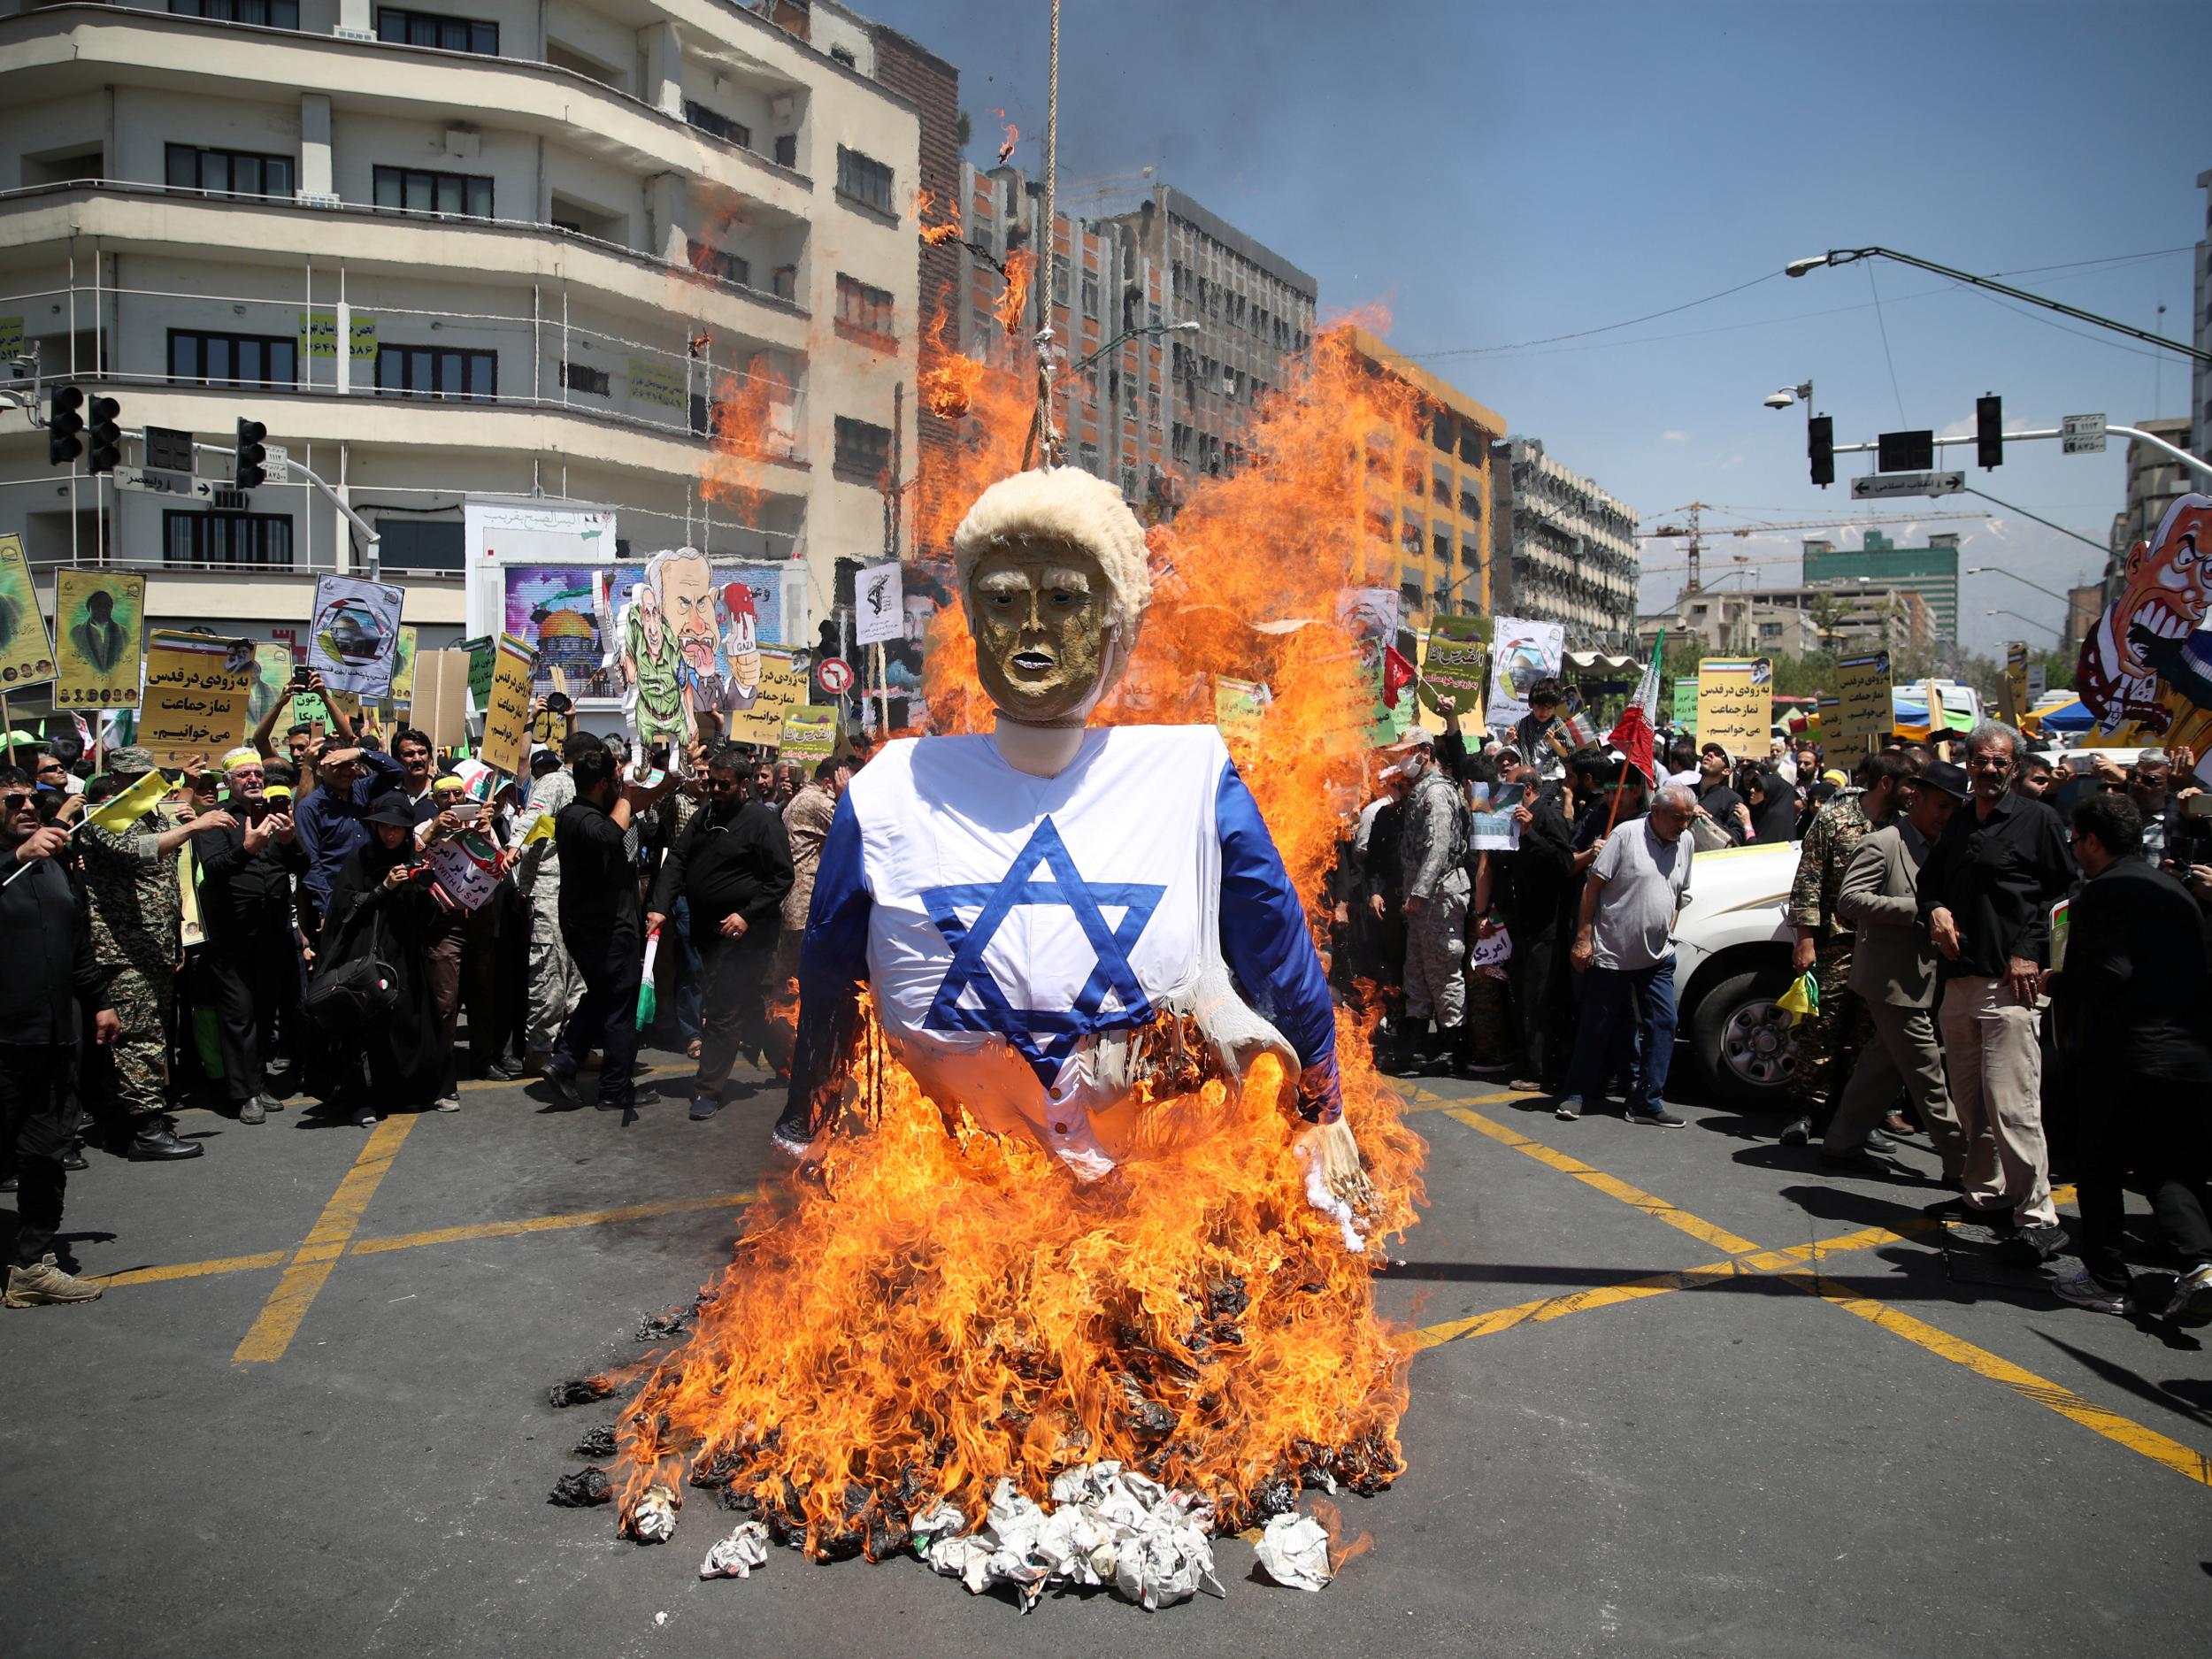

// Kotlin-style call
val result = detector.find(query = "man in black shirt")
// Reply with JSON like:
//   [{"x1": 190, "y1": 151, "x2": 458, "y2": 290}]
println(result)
[
  {"x1": 2044, "y1": 794, "x2": 2212, "y2": 1324},
  {"x1": 648, "y1": 746, "x2": 794, "y2": 1120},
  {"x1": 1694, "y1": 742, "x2": 1748, "y2": 846},
  {"x1": 0, "y1": 767, "x2": 120, "y2": 1306},
  {"x1": 195, "y1": 751, "x2": 303, "y2": 1125},
  {"x1": 1919, "y1": 720, "x2": 2077, "y2": 1257},
  {"x1": 549, "y1": 744, "x2": 654, "y2": 1112},
  {"x1": 1475, "y1": 746, "x2": 1576, "y2": 1088}
]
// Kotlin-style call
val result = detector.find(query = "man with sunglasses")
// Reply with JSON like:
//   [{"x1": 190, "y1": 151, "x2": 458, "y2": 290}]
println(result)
[
  {"x1": 648, "y1": 746, "x2": 793, "y2": 1120},
  {"x1": 194, "y1": 748, "x2": 302, "y2": 1125},
  {"x1": 1, "y1": 765, "x2": 120, "y2": 1304},
  {"x1": 1920, "y1": 719, "x2": 2077, "y2": 1258}
]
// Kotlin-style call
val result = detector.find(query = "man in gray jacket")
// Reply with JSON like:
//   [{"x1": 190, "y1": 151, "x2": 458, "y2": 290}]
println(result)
[
  {"x1": 1394, "y1": 732, "x2": 1471, "y2": 1076},
  {"x1": 1827, "y1": 760, "x2": 1972, "y2": 1176}
]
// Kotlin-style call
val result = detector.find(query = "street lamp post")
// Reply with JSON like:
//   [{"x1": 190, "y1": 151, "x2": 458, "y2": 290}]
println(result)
[
  {"x1": 1967, "y1": 565, "x2": 2077, "y2": 607},
  {"x1": 1985, "y1": 607, "x2": 2063, "y2": 641},
  {"x1": 1787, "y1": 248, "x2": 2212, "y2": 364},
  {"x1": 1068, "y1": 318, "x2": 1199, "y2": 380}
]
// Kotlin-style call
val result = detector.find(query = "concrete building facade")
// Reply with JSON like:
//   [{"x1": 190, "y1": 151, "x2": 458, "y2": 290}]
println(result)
[
  {"x1": 1642, "y1": 580, "x2": 1933, "y2": 662},
  {"x1": 1801, "y1": 529, "x2": 1960, "y2": 643},
  {"x1": 2108, "y1": 415, "x2": 2195, "y2": 565},
  {"x1": 1345, "y1": 325, "x2": 1502, "y2": 626},
  {"x1": 0, "y1": 0, "x2": 925, "y2": 657},
  {"x1": 1488, "y1": 434, "x2": 1639, "y2": 648}
]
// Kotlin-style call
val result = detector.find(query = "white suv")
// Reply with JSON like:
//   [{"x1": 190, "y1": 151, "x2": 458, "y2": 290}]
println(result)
[{"x1": 1670, "y1": 839, "x2": 1801, "y2": 1108}]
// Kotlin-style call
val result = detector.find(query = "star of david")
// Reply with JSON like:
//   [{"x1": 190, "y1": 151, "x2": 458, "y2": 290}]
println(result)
[{"x1": 920, "y1": 817, "x2": 1166, "y2": 1087}]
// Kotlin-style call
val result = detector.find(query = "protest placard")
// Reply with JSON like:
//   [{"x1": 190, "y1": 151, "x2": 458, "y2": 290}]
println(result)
[
  {"x1": 2001, "y1": 641, "x2": 2028, "y2": 725},
  {"x1": 854, "y1": 560, "x2": 905, "y2": 648},
  {"x1": 142, "y1": 629, "x2": 255, "y2": 765},
  {"x1": 52, "y1": 568, "x2": 143, "y2": 709},
  {"x1": 477, "y1": 634, "x2": 536, "y2": 778},
  {"x1": 1468, "y1": 781, "x2": 1525, "y2": 851},
  {"x1": 425, "y1": 829, "x2": 504, "y2": 912},
  {"x1": 390, "y1": 625, "x2": 419, "y2": 708},
  {"x1": 1835, "y1": 649, "x2": 1893, "y2": 745},
  {"x1": 1671, "y1": 679, "x2": 1698, "y2": 733},
  {"x1": 1214, "y1": 676, "x2": 1271, "y2": 747},
  {"x1": 723, "y1": 648, "x2": 807, "y2": 747},
  {"x1": 308, "y1": 575, "x2": 406, "y2": 697},
  {"x1": 779, "y1": 704, "x2": 839, "y2": 762},
  {"x1": 1487, "y1": 616, "x2": 1563, "y2": 729},
  {"x1": 411, "y1": 649, "x2": 472, "y2": 751},
  {"x1": 0, "y1": 532, "x2": 56, "y2": 690},
  {"x1": 1419, "y1": 616, "x2": 1487, "y2": 721},
  {"x1": 1695, "y1": 657, "x2": 1770, "y2": 761}
]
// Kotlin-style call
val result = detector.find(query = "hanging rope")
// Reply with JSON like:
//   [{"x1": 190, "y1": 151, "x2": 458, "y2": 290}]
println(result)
[{"x1": 1032, "y1": 0, "x2": 1064, "y2": 469}]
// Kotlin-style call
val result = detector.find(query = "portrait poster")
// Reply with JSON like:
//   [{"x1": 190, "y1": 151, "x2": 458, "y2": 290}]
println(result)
[
  {"x1": 1487, "y1": 616, "x2": 1564, "y2": 730},
  {"x1": 390, "y1": 626, "x2": 420, "y2": 708},
  {"x1": 308, "y1": 574, "x2": 406, "y2": 697},
  {"x1": 0, "y1": 532, "x2": 56, "y2": 689},
  {"x1": 478, "y1": 633, "x2": 537, "y2": 780},
  {"x1": 52, "y1": 567, "x2": 144, "y2": 710},
  {"x1": 854, "y1": 559, "x2": 905, "y2": 648},
  {"x1": 722, "y1": 649, "x2": 807, "y2": 747},
  {"x1": 1836, "y1": 650, "x2": 1894, "y2": 742},
  {"x1": 248, "y1": 641, "x2": 296, "y2": 731},
  {"x1": 1335, "y1": 588, "x2": 1400, "y2": 676},
  {"x1": 1694, "y1": 657, "x2": 1771, "y2": 761},
  {"x1": 142, "y1": 628, "x2": 255, "y2": 767}
]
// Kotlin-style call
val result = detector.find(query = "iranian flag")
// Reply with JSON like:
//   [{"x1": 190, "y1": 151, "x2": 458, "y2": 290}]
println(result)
[{"x1": 1609, "y1": 631, "x2": 1664, "y2": 786}]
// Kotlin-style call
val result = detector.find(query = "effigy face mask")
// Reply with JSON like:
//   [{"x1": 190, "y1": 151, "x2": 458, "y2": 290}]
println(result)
[{"x1": 968, "y1": 537, "x2": 1116, "y2": 726}]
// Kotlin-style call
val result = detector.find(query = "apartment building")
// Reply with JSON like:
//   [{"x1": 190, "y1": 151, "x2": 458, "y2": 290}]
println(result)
[
  {"x1": 1801, "y1": 529, "x2": 1959, "y2": 643},
  {"x1": 946, "y1": 165, "x2": 1315, "y2": 520},
  {"x1": 0, "y1": 0, "x2": 924, "y2": 648},
  {"x1": 1643, "y1": 580, "x2": 1935, "y2": 662},
  {"x1": 1488, "y1": 435, "x2": 1639, "y2": 647},
  {"x1": 1344, "y1": 325, "x2": 1502, "y2": 626}
]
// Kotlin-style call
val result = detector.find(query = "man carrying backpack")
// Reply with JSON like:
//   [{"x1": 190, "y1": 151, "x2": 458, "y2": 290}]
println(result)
[{"x1": 1394, "y1": 731, "x2": 1474, "y2": 1077}]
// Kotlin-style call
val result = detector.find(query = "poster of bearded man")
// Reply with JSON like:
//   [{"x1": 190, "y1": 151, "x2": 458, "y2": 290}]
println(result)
[{"x1": 615, "y1": 548, "x2": 696, "y2": 750}]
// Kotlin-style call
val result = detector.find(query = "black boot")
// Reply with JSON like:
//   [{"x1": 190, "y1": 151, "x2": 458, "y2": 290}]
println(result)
[
  {"x1": 1385, "y1": 1018, "x2": 1431, "y2": 1077},
  {"x1": 1416, "y1": 1024, "x2": 1463, "y2": 1077},
  {"x1": 128, "y1": 1118, "x2": 205, "y2": 1161}
]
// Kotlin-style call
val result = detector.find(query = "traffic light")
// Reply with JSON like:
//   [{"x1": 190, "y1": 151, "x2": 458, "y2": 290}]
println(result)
[
  {"x1": 85, "y1": 395, "x2": 121, "y2": 475},
  {"x1": 1976, "y1": 393, "x2": 2002, "y2": 470},
  {"x1": 235, "y1": 418, "x2": 268, "y2": 491},
  {"x1": 1808, "y1": 413, "x2": 1834, "y2": 488},
  {"x1": 46, "y1": 384, "x2": 83, "y2": 467}
]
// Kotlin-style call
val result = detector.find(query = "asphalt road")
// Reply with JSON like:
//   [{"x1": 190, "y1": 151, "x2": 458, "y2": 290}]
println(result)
[{"x1": 3, "y1": 1049, "x2": 2208, "y2": 1658}]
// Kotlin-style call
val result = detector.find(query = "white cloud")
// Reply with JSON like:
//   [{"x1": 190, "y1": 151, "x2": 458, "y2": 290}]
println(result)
[{"x1": 1660, "y1": 429, "x2": 1690, "y2": 442}]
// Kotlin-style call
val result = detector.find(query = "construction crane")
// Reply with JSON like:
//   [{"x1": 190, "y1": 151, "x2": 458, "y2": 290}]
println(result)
[{"x1": 1637, "y1": 503, "x2": 1990, "y2": 591}]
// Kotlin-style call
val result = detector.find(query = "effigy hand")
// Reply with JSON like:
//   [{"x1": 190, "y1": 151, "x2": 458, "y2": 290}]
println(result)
[{"x1": 1316, "y1": 1117, "x2": 1375, "y2": 1213}]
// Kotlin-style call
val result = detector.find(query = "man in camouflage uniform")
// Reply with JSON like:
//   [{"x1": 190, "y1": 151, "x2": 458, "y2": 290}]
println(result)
[
  {"x1": 1778, "y1": 749, "x2": 1909, "y2": 1147},
  {"x1": 513, "y1": 736, "x2": 588, "y2": 1069},
  {"x1": 1395, "y1": 732, "x2": 1474, "y2": 1077},
  {"x1": 80, "y1": 749, "x2": 235, "y2": 1160}
]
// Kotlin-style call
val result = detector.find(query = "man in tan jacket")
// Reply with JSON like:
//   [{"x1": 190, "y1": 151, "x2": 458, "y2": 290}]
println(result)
[{"x1": 1828, "y1": 760, "x2": 1973, "y2": 1178}]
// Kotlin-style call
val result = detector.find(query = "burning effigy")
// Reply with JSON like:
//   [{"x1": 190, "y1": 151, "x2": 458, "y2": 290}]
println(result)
[{"x1": 557, "y1": 259, "x2": 1432, "y2": 1603}]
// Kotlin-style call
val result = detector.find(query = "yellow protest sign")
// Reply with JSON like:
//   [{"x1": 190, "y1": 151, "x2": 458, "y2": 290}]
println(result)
[
  {"x1": 53, "y1": 568, "x2": 145, "y2": 709},
  {"x1": 390, "y1": 625, "x2": 419, "y2": 707},
  {"x1": 779, "y1": 703, "x2": 838, "y2": 762},
  {"x1": 477, "y1": 632, "x2": 536, "y2": 779},
  {"x1": 2001, "y1": 641, "x2": 2028, "y2": 726},
  {"x1": 141, "y1": 629, "x2": 255, "y2": 766},
  {"x1": 723, "y1": 649, "x2": 808, "y2": 747},
  {"x1": 0, "y1": 532, "x2": 57, "y2": 689},
  {"x1": 1694, "y1": 657, "x2": 1770, "y2": 762},
  {"x1": 1835, "y1": 649, "x2": 1894, "y2": 743}
]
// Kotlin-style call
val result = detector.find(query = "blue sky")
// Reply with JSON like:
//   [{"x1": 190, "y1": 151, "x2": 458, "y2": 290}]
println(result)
[{"x1": 864, "y1": 0, "x2": 2211, "y2": 657}]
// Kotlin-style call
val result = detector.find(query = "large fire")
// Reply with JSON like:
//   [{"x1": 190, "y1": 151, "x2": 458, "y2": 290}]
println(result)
[{"x1": 614, "y1": 225, "x2": 1434, "y2": 1564}]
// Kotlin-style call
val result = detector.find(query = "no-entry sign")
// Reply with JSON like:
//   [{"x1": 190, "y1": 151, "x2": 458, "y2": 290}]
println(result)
[{"x1": 816, "y1": 656, "x2": 855, "y2": 695}]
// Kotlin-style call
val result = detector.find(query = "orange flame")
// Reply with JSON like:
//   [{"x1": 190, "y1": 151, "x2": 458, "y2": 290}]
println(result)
[
  {"x1": 996, "y1": 121, "x2": 1019, "y2": 165},
  {"x1": 619, "y1": 233, "x2": 1434, "y2": 1558},
  {"x1": 912, "y1": 186, "x2": 964, "y2": 248}
]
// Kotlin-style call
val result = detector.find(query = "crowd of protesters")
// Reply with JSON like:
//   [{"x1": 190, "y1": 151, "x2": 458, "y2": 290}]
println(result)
[
  {"x1": 0, "y1": 688, "x2": 835, "y2": 1308},
  {"x1": 1339, "y1": 680, "x2": 2212, "y2": 1332},
  {"x1": 5, "y1": 672, "x2": 2209, "y2": 1332}
]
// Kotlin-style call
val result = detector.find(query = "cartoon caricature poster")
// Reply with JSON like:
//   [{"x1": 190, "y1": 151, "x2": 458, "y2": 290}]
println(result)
[{"x1": 2076, "y1": 493, "x2": 2212, "y2": 746}]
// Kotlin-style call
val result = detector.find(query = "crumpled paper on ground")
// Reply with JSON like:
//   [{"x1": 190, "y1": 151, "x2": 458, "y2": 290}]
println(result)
[
  {"x1": 922, "y1": 1463, "x2": 1225, "y2": 1612},
  {"x1": 699, "y1": 1521, "x2": 772, "y2": 1579},
  {"x1": 1254, "y1": 1512, "x2": 1333, "y2": 1591},
  {"x1": 628, "y1": 1482, "x2": 680, "y2": 1544}
]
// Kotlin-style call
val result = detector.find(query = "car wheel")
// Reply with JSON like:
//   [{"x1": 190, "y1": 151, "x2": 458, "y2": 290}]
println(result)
[{"x1": 1690, "y1": 965, "x2": 1801, "y2": 1110}]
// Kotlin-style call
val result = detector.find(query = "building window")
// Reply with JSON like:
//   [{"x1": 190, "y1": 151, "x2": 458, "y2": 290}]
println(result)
[
  {"x1": 687, "y1": 242, "x2": 749, "y2": 288},
  {"x1": 1118, "y1": 461, "x2": 1138, "y2": 501},
  {"x1": 375, "y1": 342, "x2": 497, "y2": 399},
  {"x1": 373, "y1": 165, "x2": 492, "y2": 218},
  {"x1": 165, "y1": 509, "x2": 293, "y2": 568},
  {"x1": 1147, "y1": 389, "x2": 1160, "y2": 426},
  {"x1": 558, "y1": 361, "x2": 610, "y2": 397},
  {"x1": 772, "y1": 134, "x2": 798, "y2": 169},
  {"x1": 683, "y1": 101, "x2": 749, "y2": 149},
  {"x1": 1080, "y1": 273, "x2": 1100, "y2": 319},
  {"x1": 1079, "y1": 441, "x2": 1101, "y2": 474},
  {"x1": 833, "y1": 416, "x2": 890, "y2": 480},
  {"x1": 830, "y1": 43, "x2": 857, "y2": 67},
  {"x1": 374, "y1": 6, "x2": 497, "y2": 55},
  {"x1": 374, "y1": 518, "x2": 465, "y2": 573},
  {"x1": 834, "y1": 273, "x2": 895, "y2": 340},
  {"x1": 165, "y1": 143, "x2": 294, "y2": 199},
  {"x1": 168, "y1": 0, "x2": 300, "y2": 27},
  {"x1": 834, "y1": 146, "x2": 895, "y2": 216},
  {"x1": 168, "y1": 330, "x2": 297, "y2": 388},
  {"x1": 1053, "y1": 255, "x2": 1071, "y2": 307}
]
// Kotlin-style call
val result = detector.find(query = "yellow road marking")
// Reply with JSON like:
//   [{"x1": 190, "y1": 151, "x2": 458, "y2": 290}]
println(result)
[
  {"x1": 100, "y1": 1249, "x2": 289, "y2": 1289},
  {"x1": 1397, "y1": 1087, "x2": 1541, "y2": 1116},
  {"x1": 1445, "y1": 1106, "x2": 1766, "y2": 1256},
  {"x1": 350, "y1": 1191, "x2": 757, "y2": 1255},
  {"x1": 1781, "y1": 1268, "x2": 2212, "y2": 1488},
  {"x1": 233, "y1": 1116, "x2": 416, "y2": 1364}
]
